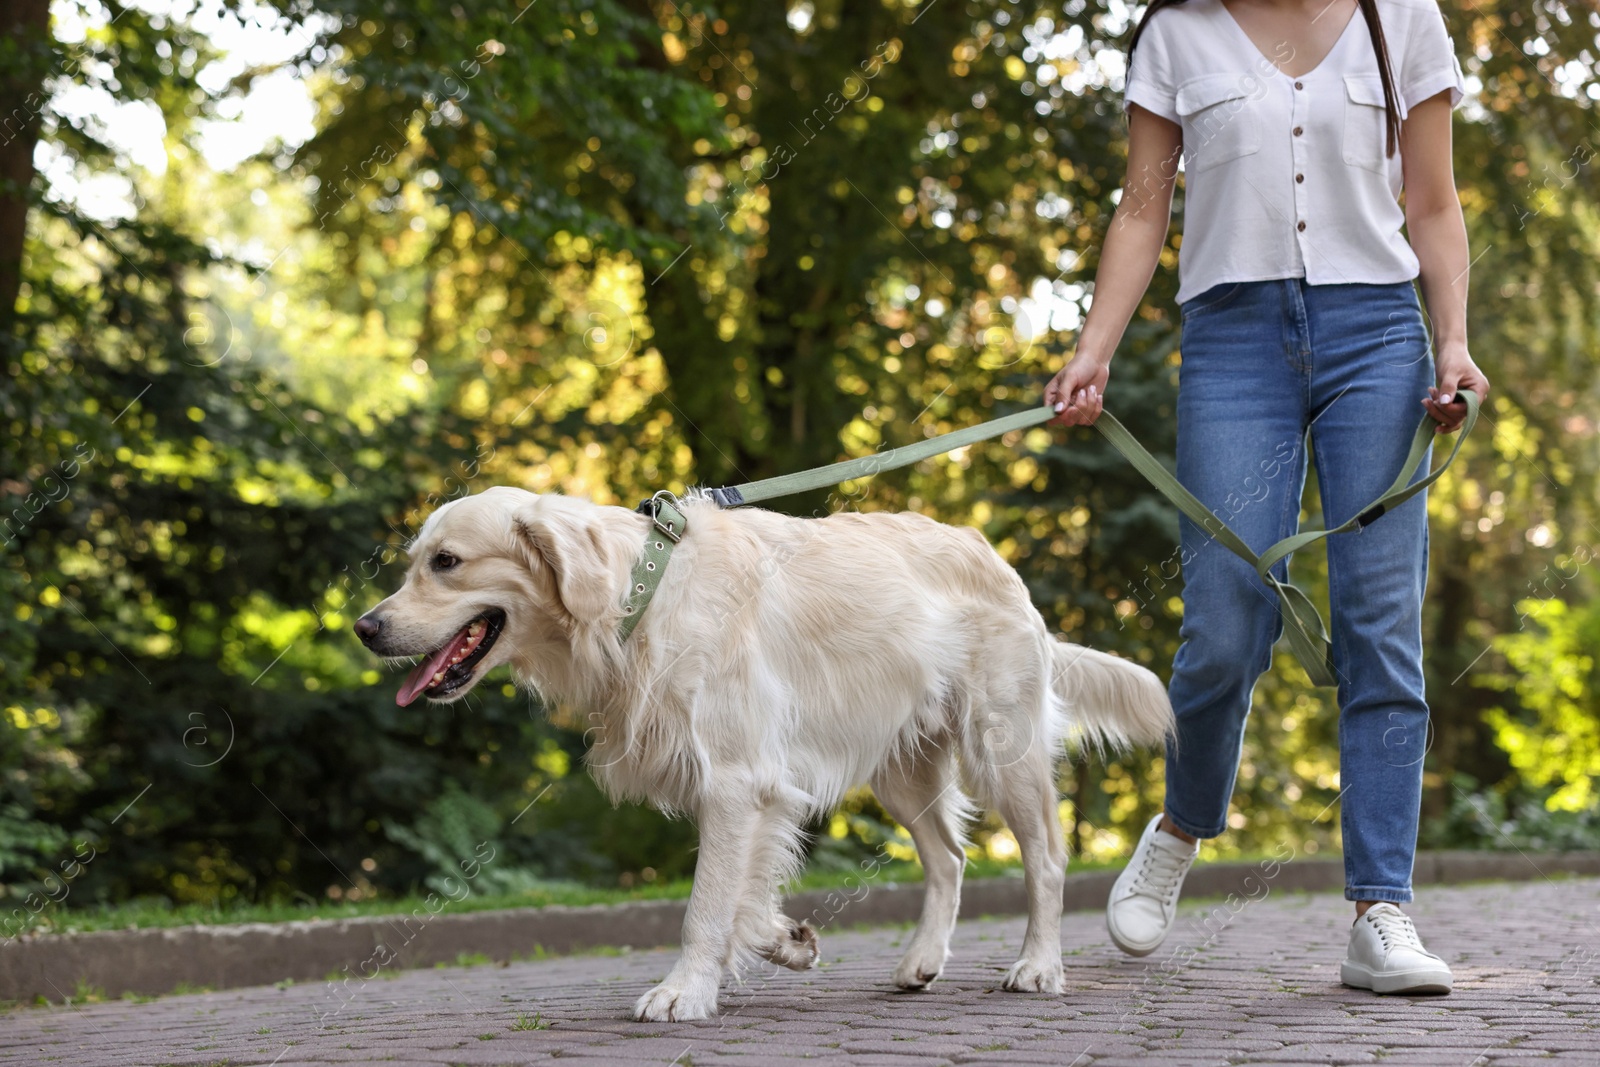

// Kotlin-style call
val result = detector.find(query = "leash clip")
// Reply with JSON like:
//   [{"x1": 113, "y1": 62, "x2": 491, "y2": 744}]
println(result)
[
  {"x1": 645, "y1": 489, "x2": 684, "y2": 543},
  {"x1": 704, "y1": 486, "x2": 744, "y2": 508}
]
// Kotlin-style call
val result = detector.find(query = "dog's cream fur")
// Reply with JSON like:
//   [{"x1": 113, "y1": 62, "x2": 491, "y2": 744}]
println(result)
[{"x1": 360, "y1": 486, "x2": 1173, "y2": 1020}]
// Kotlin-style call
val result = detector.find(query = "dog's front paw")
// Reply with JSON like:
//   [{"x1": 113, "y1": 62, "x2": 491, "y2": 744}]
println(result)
[
  {"x1": 892, "y1": 940, "x2": 949, "y2": 990},
  {"x1": 633, "y1": 977, "x2": 719, "y2": 1022},
  {"x1": 759, "y1": 918, "x2": 820, "y2": 971},
  {"x1": 1001, "y1": 955, "x2": 1064, "y2": 994}
]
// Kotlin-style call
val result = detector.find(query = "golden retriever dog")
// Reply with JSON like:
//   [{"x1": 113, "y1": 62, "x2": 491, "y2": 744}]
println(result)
[{"x1": 355, "y1": 486, "x2": 1172, "y2": 1021}]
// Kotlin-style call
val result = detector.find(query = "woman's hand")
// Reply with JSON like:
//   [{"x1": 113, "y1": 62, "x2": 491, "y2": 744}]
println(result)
[
  {"x1": 1423, "y1": 344, "x2": 1489, "y2": 434},
  {"x1": 1044, "y1": 352, "x2": 1110, "y2": 427}
]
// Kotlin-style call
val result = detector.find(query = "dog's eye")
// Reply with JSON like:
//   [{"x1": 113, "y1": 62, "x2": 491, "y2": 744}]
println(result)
[{"x1": 433, "y1": 551, "x2": 460, "y2": 571}]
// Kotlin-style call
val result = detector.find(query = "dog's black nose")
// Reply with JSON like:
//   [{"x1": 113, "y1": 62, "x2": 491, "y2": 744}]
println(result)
[{"x1": 354, "y1": 615, "x2": 382, "y2": 646}]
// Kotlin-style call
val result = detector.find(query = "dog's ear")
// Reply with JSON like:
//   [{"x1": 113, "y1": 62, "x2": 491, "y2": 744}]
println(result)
[{"x1": 512, "y1": 501, "x2": 623, "y2": 627}]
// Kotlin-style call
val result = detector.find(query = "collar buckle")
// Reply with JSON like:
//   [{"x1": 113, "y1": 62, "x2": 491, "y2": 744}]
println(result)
[{"x1": 644, "y1": 490, "x2": 684, "y2": 543}]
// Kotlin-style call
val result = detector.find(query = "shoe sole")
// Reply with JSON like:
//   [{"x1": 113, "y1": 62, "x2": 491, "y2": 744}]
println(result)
[
  {"x1": 1340, "y1": 960, "x2": 1452, "y2": 995},
  {"x1": 1105, "y1": 910, "x2": 1165, "y2": 958}
]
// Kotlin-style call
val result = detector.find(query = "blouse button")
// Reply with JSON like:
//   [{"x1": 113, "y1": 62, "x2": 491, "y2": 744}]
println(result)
[
  {"x1": 1297, "y1": 220, "x2": 1307, "y2": 232},
  {"x1": 1296, "y1": 173, "x2": 1305, "y2": 183},
  {"x1": 1294, "y1": 80, "x2": 1304, "y2": 90},
  {"x1": 1293, "y1": 126, "x2": 1304, "y2": 136}
]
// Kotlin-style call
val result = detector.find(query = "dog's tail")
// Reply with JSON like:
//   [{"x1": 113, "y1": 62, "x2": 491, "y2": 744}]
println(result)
[{"x1": 1050, "y1": 640, "x2": 1174, "y2": 754}]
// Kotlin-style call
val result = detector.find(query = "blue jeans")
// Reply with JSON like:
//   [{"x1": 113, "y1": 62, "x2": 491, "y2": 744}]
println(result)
[{"x1": 1163, "y1": 278, "x2": 1433, "y2": 904}]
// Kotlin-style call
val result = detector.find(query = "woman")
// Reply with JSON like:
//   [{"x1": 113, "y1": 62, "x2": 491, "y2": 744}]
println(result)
[{"x1": 1044, "y1": 0, "x2": 1487, "y2": 994}]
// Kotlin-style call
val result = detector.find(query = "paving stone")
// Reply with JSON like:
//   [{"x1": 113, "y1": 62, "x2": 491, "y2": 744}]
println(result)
[
  {"x1": 0, "y1": 878, "x2": 1595, "y2": 1066},
  {"x1": 1235, "y1": 1045, "x2": 1380, "y2": 1064},
  {"x1": 950, "y1": 1053, "x2": 1097, "y2": 1066},
  {"x1": 710, "y1": 1057, "x2": 853, "y2": 1067},
  {"x1": 1533, "y1": 1037, "x2": 1600, "y2": 1052}
]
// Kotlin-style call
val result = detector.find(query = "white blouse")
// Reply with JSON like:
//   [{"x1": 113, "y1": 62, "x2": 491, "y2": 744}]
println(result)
[{"x1": 1123, "y1": 0, "x2": 1467, "y2": 305}]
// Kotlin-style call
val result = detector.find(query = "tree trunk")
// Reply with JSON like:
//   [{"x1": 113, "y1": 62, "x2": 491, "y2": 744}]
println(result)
[{"x1": 0, "y1": 0, "x2": 51, "y2": 325}]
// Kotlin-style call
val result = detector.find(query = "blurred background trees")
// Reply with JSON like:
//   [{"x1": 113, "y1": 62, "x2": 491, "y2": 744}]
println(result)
[{"x1": 2, "y1": 0, "x2": 1597, "y2": 920}]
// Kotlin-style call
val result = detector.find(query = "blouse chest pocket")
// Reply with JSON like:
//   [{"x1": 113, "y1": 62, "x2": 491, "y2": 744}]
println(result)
[
  {"x1": 1176, "y1": 74, "x2": 1264, "y2": 175},
  {"x1": 1342, "y1": 74, "x2": 1390, "y2": 173}
]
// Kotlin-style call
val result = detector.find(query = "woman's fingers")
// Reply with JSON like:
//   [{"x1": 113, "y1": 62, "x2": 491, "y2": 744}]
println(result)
[
  {"x1": 1046, "y1": 386, "x2": 1078, "y2": 426},
  {"x1": 1427, "y1": 359, "x2": 1490, "y2": 435},
  {"x1": 1052, "y1": 386, "x2": 1088, "y2": 427},
  {"x1": 1047, "y1": 383, "x2": 1107, "y2": 427},
  {"x1": 1058, "y1": 390, "x2": 1083, "y2": 426},
  {"x1": 1421, "y1": 393, "x2": 1466, "y2": 434},
  {"x1": 1044, "y1": 376, "x2": 1066, "y2": 425},
  {"x1": 1062, "y1": 385, "x2": 1101, "y2": 426}
]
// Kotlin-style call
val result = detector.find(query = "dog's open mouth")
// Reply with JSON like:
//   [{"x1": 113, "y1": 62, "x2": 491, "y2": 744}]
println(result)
[{"x1": 395, "y1": 609, "x2": 506, "y2": 707}]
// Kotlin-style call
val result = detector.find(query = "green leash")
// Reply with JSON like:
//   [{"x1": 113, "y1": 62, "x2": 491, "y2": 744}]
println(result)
[{"x1": 628, "y1": 393, "x2": 1479, "y2": 688}]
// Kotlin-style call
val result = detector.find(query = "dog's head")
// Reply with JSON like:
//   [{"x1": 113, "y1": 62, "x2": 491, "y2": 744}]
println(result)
[{"x1": 355, "y1": 486, "x2": 638, "y2": 705}]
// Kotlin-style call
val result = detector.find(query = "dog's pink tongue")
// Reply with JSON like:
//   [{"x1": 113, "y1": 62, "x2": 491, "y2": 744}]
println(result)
[{"x1": 396, "y1": 627, "x2": 471, "y2": 707}]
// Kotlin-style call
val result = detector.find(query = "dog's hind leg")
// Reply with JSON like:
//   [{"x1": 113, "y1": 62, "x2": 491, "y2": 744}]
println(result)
[
  {"x1": 871, "y1": 752, "x2": 970, "y2": 990},
  {"x1": 987, "y1": 736, "x2": 1067, "y2": 994}
]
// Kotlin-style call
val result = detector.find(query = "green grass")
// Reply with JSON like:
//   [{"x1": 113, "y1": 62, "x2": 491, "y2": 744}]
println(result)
[
  {"x1": 438, "y1": 952, "x2": 492, "y2": 968},
  {"x1": 35, "y1": 878, "x2": 702, "y2": 936},
  {"x1": 30, "y1": 854, "x2": 1064, "y2": 935}
]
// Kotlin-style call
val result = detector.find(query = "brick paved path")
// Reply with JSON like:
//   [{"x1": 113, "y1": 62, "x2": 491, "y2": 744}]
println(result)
[{"x1": 5, "y1": 877, "x2": 1597, "y2": 1066}]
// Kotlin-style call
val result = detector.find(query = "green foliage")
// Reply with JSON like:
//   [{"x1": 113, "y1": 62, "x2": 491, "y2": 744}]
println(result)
[
  {"x1": 1426, "y1": 774, "x2": 1600, "y2": 853},
  {"x1": 1483, "y1": 597, "x2": 1600, "y2": 813},
  {"x1": 381, "y1": 783, "x2": 523, "y2": 896},
  {"x1": 0, "y1": 801, "x2": 71, "y2": 903}
]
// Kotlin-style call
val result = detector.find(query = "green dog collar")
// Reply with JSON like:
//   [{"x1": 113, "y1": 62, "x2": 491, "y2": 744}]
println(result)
[{"x1": 618, "y1": 491, "x2": 686, "y2": 641}]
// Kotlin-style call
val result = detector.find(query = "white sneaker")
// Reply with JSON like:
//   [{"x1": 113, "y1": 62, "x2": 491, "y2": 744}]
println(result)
[
  {"x1": 1106, "y1": 813, "x2": 1198, "y2": 957},
  {"x1": 1340, "y1": 903, "x2": 1453, "y2": 995}
]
